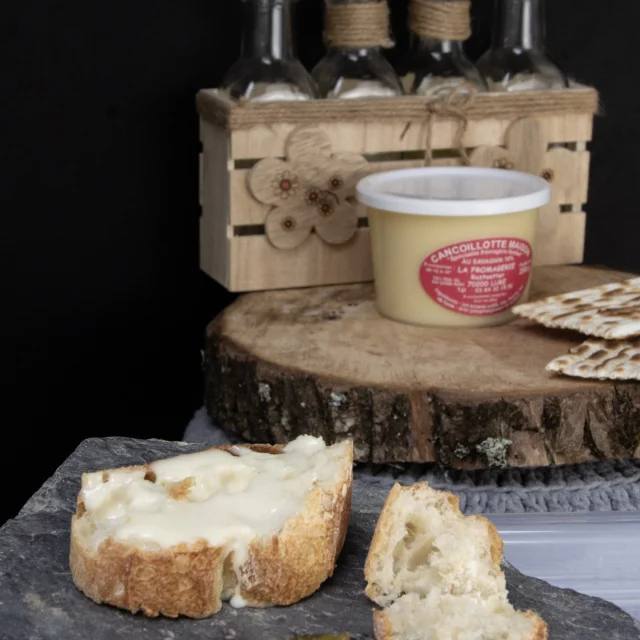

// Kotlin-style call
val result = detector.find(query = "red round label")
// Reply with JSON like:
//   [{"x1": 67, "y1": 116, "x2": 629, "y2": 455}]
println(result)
[{"x1": 419, "y1": 237, "x2": 533, "y2": 316}]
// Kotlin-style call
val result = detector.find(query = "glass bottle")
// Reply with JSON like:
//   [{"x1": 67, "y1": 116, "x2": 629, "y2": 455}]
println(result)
[
  {"x1": 478, "y1": 0, "x2": 568, "y2": 92},
  {"x1": 312, "y1": 0, "x2": 404, "y2": 99},
  {"x1": 402, "y1": 0, "x2": 486, "y2": 96},
  {"x1": 405, "y1": 37, "x2": 487, "y2": 96},
  {"x1": 221, "y1": 0, "x2": 318, "y2": 102}
]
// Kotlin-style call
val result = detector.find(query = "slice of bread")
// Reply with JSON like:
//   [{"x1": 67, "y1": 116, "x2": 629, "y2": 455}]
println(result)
[
  {"x1": 70, "y1": 436, "x2": 353, "y2": 618},
  {"x1": 364, "y1": 483, "x2": 547, "y2": 640}
]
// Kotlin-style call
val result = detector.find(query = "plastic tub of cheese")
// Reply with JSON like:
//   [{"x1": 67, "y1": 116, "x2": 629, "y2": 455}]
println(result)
[{"x1": 356, "y1": 167, "x2": 551, "y2": 328}]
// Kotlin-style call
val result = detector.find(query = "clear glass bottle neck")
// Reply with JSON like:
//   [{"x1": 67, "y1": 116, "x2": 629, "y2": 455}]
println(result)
[
  {"x1": 241, "y1": 0, "x2": 296, "y2": 61},
  {"x1": 326, "y1": 45, "x2": 385, "y2": 57},
  {"x1": 493, "y1": 0, "x2": 546, "y2": 51},
  {"x1": 411, "y1": 36, "x2": 467, "y2": 57}
]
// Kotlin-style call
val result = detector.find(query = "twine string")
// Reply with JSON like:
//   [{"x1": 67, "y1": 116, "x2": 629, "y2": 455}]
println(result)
[
  {"x1": 324, "y1": 1, "x2": 394, "y2": 49},
  {"x1": 409, "y1": 0, "x2": 472, "y2": 42},
  {"x1": 423, "y1": 82, "x2": 477, "y2": 166}
]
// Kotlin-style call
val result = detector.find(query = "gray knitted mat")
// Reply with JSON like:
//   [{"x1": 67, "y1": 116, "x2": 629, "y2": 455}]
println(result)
[{"x1": 184, "y1": 408, "x2": 640, "y2": 514}]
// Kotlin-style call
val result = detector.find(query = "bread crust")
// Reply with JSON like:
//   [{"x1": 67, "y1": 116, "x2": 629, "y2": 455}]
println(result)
[
  {"x1": 372, "y1": 609, "x2": 548, "y2": 640},
  {"x1": 372, "y1": 609, "x2": 394, "y2": 640},
  {"x1": 364, "y1": 483, "x2": 402, "y2": 603},
  {"x1": 364, "y1": 484, "x2": 504, "y2": 605},
  {"x1": 70, "y1": 441, "x2": 353, "y2": 618},
  {"x1": 365, "y1": 485, "x2": 503, "y2": 586}
]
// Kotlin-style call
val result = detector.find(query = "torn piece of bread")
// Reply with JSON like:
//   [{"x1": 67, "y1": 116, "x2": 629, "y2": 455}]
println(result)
[
  {"x1": 512, "y1": 277, "x2": 640, "y2": 340},
  {"x1": 373, "y1": 592, "x2": 545, "y2": 640},
  {"x1": 364, "y1": 483, "x2": 547, "y2": 640},
  {"x1": 70, "y1": 436, "x2": 353, "y2": 618},
  {"x1": 547, "y1": 337, "x2": 640, "y2": 380},
  {"x1": 365, "y1": 484, "x2": 505, "y2": 607}
]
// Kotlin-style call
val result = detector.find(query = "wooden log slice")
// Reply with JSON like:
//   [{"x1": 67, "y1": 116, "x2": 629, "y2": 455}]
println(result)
[{"x1": 204, "y1": 266, "x2": 640, "y2": 468}]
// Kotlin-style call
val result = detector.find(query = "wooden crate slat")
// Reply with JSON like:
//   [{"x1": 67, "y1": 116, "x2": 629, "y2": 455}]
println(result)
[
  {"x1": 200, "y1": 123, "x2": 231, "y2": 288},
  {"x1": 228, "y1": 152, "x2": 590, "y2": 226},
  {"x1": 229, "y1": 157, "x2": 451, "y2": 225},
  {"x1": 533, "y1": 212, "x2": 586, "y2": 266},
  {"x1": 549, "y1": 150, "x2": 590, "y2": 206},
  {"x1": 229, "y1": 115, "x2": 594, "y2": 160},
  {"x1": 198, "y1": 86, "x2": 598, "y2": 129},
  {"x1": 219, "y1": 213, "x2": 586, "y2": 290},
  {"x1": 228, "y1": 169, "x2": 265, "y2": 225},
  {"x1": 228, "y1": 231, "x2": 373, "y2": 292}
]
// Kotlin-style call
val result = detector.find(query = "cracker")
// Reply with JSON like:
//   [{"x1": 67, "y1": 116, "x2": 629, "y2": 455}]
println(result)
[
  {"x1": 546, "y1": 337, "x2": 640, "y2": 381},
  {"x1": 513, "y1": 277, "x2": 640, "y2": 339}
]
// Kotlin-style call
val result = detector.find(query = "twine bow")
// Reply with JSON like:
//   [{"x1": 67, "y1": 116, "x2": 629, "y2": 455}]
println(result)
[{"x1": 423, "y1": 82, "x2": 477, "y2": 166}]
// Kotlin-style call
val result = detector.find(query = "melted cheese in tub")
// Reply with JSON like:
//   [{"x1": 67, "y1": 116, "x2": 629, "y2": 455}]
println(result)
[{"x1": 81, "y1": 436, "x2": 345, "y2": 564}]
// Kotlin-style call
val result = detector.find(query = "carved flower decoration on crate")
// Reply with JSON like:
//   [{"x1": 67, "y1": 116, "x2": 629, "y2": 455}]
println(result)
[
  {"x1": 469, "y1": 117, "x2": 582, "y2": 241},
  {"x1": 248, "y1": 125, "x2": 368, "y2": 249}
]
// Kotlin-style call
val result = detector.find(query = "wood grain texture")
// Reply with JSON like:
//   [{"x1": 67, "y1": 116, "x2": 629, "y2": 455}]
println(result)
[
  {"x1": 229, "y1": 152, "x2": 589, "y2": 227},
  {"x1": 468, "y1": 116, "x2": 590, "y2": 267},
  {"x1": 199, "y1": 122, "x2": 231, "y2": 287},
  {"x1": 197, "y1": 87, "x2": 598, "y2": 130},
  {"x1": 228, "y1": 231, "x2": 373, "y2": 291},
  {"x1": 199, "y1": 89, "x2": 595, "y2": 291},
  {"x1": 507, "y1": 119, "x2": 546, "y2": 173},
  {"x1": 228, "y1": 115, "x2": 594, "y2": 160},
  {"x1": 204, "y1": 265, "x2": 640, "y2": 468},
  {"x1": 534, "y1": 212, "x2": 586, "y2": 266}
]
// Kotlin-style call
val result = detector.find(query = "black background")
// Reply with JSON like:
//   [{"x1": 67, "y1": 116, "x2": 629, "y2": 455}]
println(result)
[{"x1": 3, "y1": 0, "x2": 639, "y2": 525}]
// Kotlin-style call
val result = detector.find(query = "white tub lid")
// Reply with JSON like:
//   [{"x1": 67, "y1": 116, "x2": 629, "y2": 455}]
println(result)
[{"x1": 356, "y1": 166, "x2": 551, "y2": 217}]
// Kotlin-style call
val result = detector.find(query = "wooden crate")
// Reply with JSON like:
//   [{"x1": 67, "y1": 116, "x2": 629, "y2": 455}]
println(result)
[{"x1": 197, "y1": 86, "x2": 598, "y2": 292}]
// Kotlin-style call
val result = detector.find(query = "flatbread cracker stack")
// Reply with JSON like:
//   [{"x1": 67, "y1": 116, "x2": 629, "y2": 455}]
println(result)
[
  {"x1": 547, "y1": 337, "x2": 640, "y2": 381},
  {"x1": 512, "y1": 277, "x2": 640, "y2": 340}
]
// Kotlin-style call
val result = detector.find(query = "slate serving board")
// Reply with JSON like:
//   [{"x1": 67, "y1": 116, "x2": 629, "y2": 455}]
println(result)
[{"x1": 1, "y1": 437, "x2": 639, "y2": 640}]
